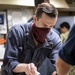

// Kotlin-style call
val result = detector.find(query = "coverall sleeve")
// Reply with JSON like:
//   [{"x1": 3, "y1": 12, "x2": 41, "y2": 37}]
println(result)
[
  {"x1": 2, "y1": 26, "x2": 21, "y2": 74},
  {"x1": 48, "y1": 32, "x2": 62, "y2": 65}
]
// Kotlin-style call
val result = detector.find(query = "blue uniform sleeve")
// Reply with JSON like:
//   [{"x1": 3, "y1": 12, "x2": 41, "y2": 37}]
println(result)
[
  {"x1": 59, "y1": 25, "x2": 75, "y2": 65},
  {"x1": 2, "y1": 26, "x2": 22, "y2": 74},
  {"x1": 48, "y1": 30, "x2": 62, "y2": 64},
  {"x1": 51, "y1": 36, "x2": 62, "y2": 64}
]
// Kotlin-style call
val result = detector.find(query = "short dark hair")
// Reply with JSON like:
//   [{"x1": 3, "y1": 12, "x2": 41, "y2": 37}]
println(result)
[
  {"x1": 35, "y1": 3, "x2": 58, "y2": 19},
  {"x1": 60, "y1": 22, "x2": 70, "y2": 30},
  {"x1": 34, "y1": 0, "x2": 50, "y2": 8}
]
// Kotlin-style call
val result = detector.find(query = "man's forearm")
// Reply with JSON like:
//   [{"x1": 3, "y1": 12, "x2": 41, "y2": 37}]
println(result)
[
  {"x1": 56, "y1": 57, "x2": 72, "y2": 75},
  {"x1": 12, "y1": 63, "x2": 27, "y2": 73},
  {"x1": 12, "y1": 63, "x2": 38, "y2": 75}
]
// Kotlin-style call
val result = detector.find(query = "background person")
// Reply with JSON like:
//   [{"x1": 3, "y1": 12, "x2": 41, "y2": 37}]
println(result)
[
  {"x1": 28, "y1": 0, "x2": 50, "y2": 22},
  {"x1": 59, "y1": 22, "x2": 70, "y2": 43}
]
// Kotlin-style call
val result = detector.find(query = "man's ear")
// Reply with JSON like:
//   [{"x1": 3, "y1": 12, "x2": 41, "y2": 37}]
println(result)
[{"x1": 33, "y1": 15, "x2": 37, "y2": 22}]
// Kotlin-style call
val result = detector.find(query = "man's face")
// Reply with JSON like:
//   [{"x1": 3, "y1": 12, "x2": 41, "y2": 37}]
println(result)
[{"x1": 34, "y1": 13, "x2": 57, "y2": 30}]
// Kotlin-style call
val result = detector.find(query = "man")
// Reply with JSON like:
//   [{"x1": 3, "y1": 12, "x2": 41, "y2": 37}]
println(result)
[
  {"x1": 1, "y1": 3, "x2": 62, "y2": 75},
  {"x1": 28, "y1": 0, "x2": 60, "y2": 75},
  {"x1": 52, "y1": 24, "x2": 75, "y2": 75},
  {"x1": 60, "y1": 22, "x2": 70, "y2": 43},
  {"x1": 28, "y1": 0, "x2": 61, "y2": 75}
]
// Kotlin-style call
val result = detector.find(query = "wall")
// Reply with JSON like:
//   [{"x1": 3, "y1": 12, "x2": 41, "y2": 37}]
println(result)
[
  {"x1": 7, "y1": 8, "x2": 34, "y2": 29},
  {"x1": 55, "y1": 16, "x2": 75, "y2": 29}
]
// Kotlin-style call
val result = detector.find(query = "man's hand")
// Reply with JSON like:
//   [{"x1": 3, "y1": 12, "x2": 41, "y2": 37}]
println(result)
[
  {"x1": 12, "y1": 63, "x2": 40, "y2": 75},
  {"x1": 24, "y1": 63, "x2": 39, "y2": 75},
  {"x1": 52, "y1": 71, "x2": 57, "y2": 75}
]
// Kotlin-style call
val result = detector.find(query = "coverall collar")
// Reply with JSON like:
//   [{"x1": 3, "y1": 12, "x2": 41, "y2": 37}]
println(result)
[{"x1": 26, "y1": 30, "x2": 50, "y2": 49}]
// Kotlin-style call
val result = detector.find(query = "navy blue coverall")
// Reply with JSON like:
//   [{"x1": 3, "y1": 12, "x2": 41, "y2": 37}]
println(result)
[{"x1": 1, "y1": 22, "x2": 62, "y2": 75}]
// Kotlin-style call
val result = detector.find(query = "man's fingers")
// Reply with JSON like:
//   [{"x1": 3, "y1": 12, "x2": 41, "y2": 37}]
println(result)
[
  {"x1": 24, "y1": 63, "x2": 38, "y2": 75},
  {"x1": 52, "y1": 71, "x2": 57, "y2": 75},
  {"x1": 25, "y1": 64, "x2": 31, "y2": 75},
  {"x1": 30, "y1": 63, "x2": 37, "y2": 75}
]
